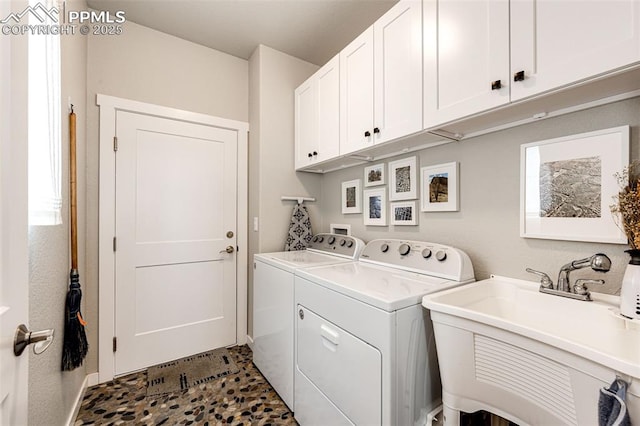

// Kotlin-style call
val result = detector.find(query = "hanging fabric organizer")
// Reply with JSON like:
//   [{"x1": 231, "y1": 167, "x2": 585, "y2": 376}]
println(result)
[{"x1": 282, "y1": 196, "x2": 315, "y2": 251}]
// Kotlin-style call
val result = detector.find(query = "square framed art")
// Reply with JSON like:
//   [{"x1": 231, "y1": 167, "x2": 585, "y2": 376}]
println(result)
[
  {"x1": 341, "y1": 179, "x2": 362, "y2": 214},
  {"x1": 364, "y1": 163, "x2": 385, "y2": 187},
  {"x1": 389, "y1": 156, "x2": 417, "y2": 201},
  {"x1": 363, "y1": 187, "x2": 387, "y2": 226},
  {"x1": 391, "y1": 201, "x2": 418, "y2": 225},
  {"x1": 520, "y1": 125, "x2": 629, "y2": 243},
  {"x1": 421, "y1": 162, "x2": 459, "y2": 212}
]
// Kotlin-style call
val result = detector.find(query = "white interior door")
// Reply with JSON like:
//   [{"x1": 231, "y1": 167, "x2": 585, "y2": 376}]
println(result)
[
  {"x1": 114, "y1": 111, "x2": 238, "y2": 375},
  {"x1": 0, "y1": 10, "x2": 29, "y2": 424}
]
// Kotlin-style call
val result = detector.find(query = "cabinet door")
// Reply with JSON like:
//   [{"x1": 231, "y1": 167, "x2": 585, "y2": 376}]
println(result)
[
  {"x1": 511, "y1": 0, "x2": 640, "y2": 101},
  {"x1": 423, "y1": 0, "x2": 510, "y2": 128},
  {"x1": 374, "y1": 0, "x2": 423, "y2": 143},
  {"x1": 316, "y1": 56, "x2": 340, "y2": 163},
  {"x1": 340, "y1": 27, "x2": 374, "y2": 155},
  {"x1": 295, "y1": 77, "x2": 317, "y2": 170}
]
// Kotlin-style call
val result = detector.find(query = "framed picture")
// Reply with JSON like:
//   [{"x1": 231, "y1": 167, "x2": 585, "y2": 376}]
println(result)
[
  {"x1": 421, "y1": 162, "x2": 459, "y2": 212},
  {"x1": 520, "y1": 125, "x2": 629, "y2": 243},
  {"x1": 364, "y1": 163, "x2": 385, "y2": 187},
  {"x1": 363, "y1": 188, "x2": 387, "y2": 226},
  {"x1": 389, "y1": 156, "x2": 417, "y2": 201},
  {"x1": 341, "y1": 179, "x2": 362, "y2": 214},
  {"x1": 391, "y1": 201, "x2": 418, "y2": 226}
]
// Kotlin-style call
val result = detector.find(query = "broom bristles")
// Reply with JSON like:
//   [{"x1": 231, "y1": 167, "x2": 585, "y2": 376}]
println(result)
[{"x1": 62, "y1": 270, "x2": 88, "y2": 371}]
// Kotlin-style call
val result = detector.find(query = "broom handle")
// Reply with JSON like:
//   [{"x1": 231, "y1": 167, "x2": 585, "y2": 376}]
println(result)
[{"x1": 70, "y1": 107, "x2": 78, "y2": 270}]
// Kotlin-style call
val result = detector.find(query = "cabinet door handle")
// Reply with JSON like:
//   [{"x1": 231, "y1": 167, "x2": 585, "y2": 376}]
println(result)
[
  {"x1": 312, "y1": 151, "x2": 318, "y2": 156},
  {"x1": 364, "y1": 130, "x2": 371, "y2": 137},
  {"x1": 513, "y1": 70, "x2": 525, "y2": 82},
  {"x1": 491, "y1": 80, "x2": 502, "y2": 90},
  {"x1": 308, "y1": 153, "x2": 313, "y2": 158},
  {"x1": 373, "y1": 127, "x2": 380, "y2": 134}
]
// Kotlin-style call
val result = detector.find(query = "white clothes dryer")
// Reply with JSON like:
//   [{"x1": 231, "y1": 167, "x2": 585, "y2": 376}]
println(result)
[
  {"x1": 293, "y1": 239, "x2": 475, "y2": 426},
  {"x1": 252, "y1": 233, "x2": 365, "y2": 410}
]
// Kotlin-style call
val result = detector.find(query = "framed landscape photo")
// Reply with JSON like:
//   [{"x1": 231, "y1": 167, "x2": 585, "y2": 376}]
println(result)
[
  {"x1": 391, "y1": 201, "x2": 418, "y2": 226},
  {"x1": 363, "y1": 188, "x2": 387, "y2": 226},
  {"x1": 364, "y1": 163, "x2": 385, "y2": 187},
  {"x1": 341, "y1": 179, "x2": 362, "y2": 214},
  {"x1": 520, "y1": 125, "x2": 629, "y2": 243},
  {"x1": 421, "y1": 162, "x2": 459, "y2": 212},
  {"x1": 389, "y1": 156, "x2": 417, "y2": 201}
]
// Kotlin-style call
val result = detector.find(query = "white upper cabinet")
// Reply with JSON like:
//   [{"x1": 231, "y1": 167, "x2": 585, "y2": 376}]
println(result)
[
  {"x1": 295, "y1": 77, "x2": 316, "y2": 170},
  {"x1": 510, "y1": 0, "x2": 640, "y2": 101},
  {"x1": 340, "y1": 27, "x2": 375, "y2": 155},
  {"x1": 373, "y1": 0, "x2": 423, "y2": 143},
  {"x1": 340, "y1": 0, "x2": 422, "y2": 156},
  {"x1": 295, "y1": 55, "x2": 340, "y2": 170},
  {"x1": 423, "y1": 0, "x2": 510, "y2": 128}
]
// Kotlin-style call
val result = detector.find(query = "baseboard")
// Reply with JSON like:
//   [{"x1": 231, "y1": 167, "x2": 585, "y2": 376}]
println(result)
[
  {"x1": 66, "y1": 373, "x2": 99, "y2": 426},
  {"x1": 246, "y1": 334, "x2": 254, "y2": 350}
]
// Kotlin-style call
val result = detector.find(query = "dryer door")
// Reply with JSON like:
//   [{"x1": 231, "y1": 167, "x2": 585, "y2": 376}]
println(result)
[{"x1": 296, "y1": 305, "x2": 382, "y2": 425}]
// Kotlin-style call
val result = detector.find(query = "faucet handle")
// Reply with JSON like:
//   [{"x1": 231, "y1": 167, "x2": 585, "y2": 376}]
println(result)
[
  {"x1": 526, "y1": 268, "x2": 554, "y2": 289},
  {"x1": 574, "y1": 279, "x2": 604, "y2": 296}
]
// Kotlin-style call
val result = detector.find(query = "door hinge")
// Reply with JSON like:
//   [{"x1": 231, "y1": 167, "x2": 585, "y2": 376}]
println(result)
[
  {"x1": 112, "y1": 337, "x2": 117, "y2": 352},
  {"x1": 113, "y1": 237, "x2": 117, "y2": 252},
  {"x1": 113, "y1": 136, "x2": 118, "y2": 152}
]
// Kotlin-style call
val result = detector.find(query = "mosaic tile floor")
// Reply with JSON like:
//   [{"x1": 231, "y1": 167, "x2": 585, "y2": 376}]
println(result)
[{"x1": 75, "y1": 345, "x2": 297, "y2": 425}]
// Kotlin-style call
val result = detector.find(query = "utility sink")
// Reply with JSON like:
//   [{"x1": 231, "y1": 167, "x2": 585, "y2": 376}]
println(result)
[{"x1": 422, "y1": 275, "x2": 640, "y2": 426}]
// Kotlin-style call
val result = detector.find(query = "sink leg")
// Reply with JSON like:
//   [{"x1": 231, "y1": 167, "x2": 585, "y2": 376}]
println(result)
[{"x1": 442, "y1": 404, "x2": 460, "y2": 426}]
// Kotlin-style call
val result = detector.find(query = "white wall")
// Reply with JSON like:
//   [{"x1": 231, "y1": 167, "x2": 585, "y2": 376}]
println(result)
[
  {"x1": 319, "y1": 97, "x2": 640, "y2": 295},
  {"x1": 247, "y1": 45, "x2": 320, "y2": 336},
  {"x1": 85, "y1": 20, "x2": 249, "y2": 372},
  {"x1": 28, "y1": 1, "x2": 88, "y2": 423}
]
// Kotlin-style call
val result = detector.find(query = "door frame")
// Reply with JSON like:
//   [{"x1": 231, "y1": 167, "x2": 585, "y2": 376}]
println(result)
[{"x1": 97, "y1": 94, "x2": 249, "y2": 383}]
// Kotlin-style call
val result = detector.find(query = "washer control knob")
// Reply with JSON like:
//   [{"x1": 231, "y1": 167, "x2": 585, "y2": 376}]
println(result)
[
  {"x1": 317, "y1": 236, "x2": 324, "y2": 243},
  {"x1": 347, "y1": 240, "x2": 354, "y2": 248},
  {"x1": 312, "y1": 236, "x2": 318, "y2": 243},
  {"x1": 435, "y1": 250, "x2": 447, "y2": 261},
  {"x1": 422, "y1": 248, "x2": 432, "y2": 259},
  {"x1": 339, "y1": 239, "x2": 346, "y2": 246},
  {"x1": 328, "y1": 236, "x2": 336, "y2": 245},
  {"x1": 381, "y1": 243, "x2": 389, "y2": 253},
  {"x1": 399, "y1": 244, "x2": 411, "y2": 256}
]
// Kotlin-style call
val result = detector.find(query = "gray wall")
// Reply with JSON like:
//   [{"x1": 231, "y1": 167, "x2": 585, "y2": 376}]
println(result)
[
  {"x1": 85, "y1": 20, "x2": 249, "y2": 372},
  {"x1": 319, "y1": 97, "x2": 640, "y2": 295},
  {"x1": 248, "y1": 45, "x2": 320, "y2": 337},
  {"x1": 28, "y1": 1, "x2": 88, "y2": 423}
]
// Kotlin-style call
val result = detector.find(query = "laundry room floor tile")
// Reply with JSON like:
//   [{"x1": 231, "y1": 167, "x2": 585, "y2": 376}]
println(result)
[{"x1": 74, "y1": 345, "x2": 297, "y2": 425}]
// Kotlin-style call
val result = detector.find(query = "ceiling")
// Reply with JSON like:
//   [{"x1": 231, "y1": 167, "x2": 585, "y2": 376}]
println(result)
[{"x1": 86, "y1": 0, "x2": 398, "y2": 66}]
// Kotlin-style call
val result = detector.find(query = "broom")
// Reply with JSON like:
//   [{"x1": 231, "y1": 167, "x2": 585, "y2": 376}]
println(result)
[{"x1": 62, "y1": 105, "x2": 88, "y2": 371}]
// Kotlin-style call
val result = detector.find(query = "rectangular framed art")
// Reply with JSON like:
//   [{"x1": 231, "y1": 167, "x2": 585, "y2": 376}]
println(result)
[
  {"x1": 520, "y1": 125, "x2": 629, "y2": 243},
  {"x1": 391, "y1": 201, "x2": 418, "y2": 226},
  {"x1": 421, "y1": 162, "x2": 459, "y2": 212},
  {"x1": 389, "y1": 156, "x2": 417, "y2": 201},
  {"x1": 364, "y1": 163, "x2": 385, "y2": 187},
  {"x1": 363, "y1": 187, "x2": 387, "y2": 226},
  {"x1": 341, "y1": 179, "x2": 362, "y2": 214}
]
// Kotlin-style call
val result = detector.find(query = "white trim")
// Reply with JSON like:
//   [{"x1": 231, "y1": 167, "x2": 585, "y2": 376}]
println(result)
[
  {"x1": 246, "y1": 334, "x2": 254, "y2": 351},
  {"x1": 65, "y1": 373, "x2": 98, "y2": 426},
  {"x1": 97, "y1": 94, "x2": 249, "y2": 383}
]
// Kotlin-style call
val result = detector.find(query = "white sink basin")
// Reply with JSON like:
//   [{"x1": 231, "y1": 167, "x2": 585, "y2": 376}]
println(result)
[{"x1": 422, "y1": 275, "x2": 640, "y2": 426}]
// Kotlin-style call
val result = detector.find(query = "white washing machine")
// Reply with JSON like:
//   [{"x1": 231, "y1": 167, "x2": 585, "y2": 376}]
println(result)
[
  {"x1": 293, "y1": 239, "x2": 475, "y2": 426},
  {"x1": 252, "y1": 233, "x2": 365, "y2": 411}
]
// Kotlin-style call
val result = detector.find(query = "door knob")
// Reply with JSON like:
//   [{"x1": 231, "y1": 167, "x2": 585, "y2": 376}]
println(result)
[
  {"x1": 364, "y1": 131, "x2": 371, "y2": 137},
  {"x1": 220, "y1": 246, "x2": 235, "y2": 254},
  {"x1": 14, "y1": 324, "x2": 54, "y2": 356}
]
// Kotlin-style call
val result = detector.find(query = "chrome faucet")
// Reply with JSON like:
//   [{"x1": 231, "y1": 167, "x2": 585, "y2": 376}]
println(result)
[{"x1": 526, "y1": 253, "x2": 611, "y2": 301}]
